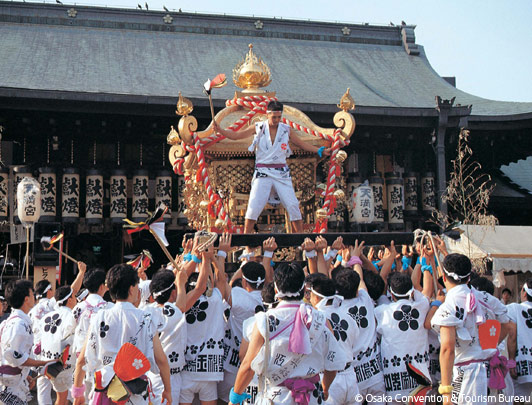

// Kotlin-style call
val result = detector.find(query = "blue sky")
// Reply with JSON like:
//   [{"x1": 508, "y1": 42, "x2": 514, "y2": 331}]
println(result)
[{"x1": 36, "y1": 0, "x2": 532, "y2": 102}]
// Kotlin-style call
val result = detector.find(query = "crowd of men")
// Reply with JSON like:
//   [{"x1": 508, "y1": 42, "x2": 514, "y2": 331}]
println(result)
[{"x1": 0, "y1": 233, "x2": 531, "y2": 405}]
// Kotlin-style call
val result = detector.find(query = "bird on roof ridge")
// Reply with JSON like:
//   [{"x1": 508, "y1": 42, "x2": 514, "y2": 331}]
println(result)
[
  {"x1": 163, "y1": 5, "x2": 169, "y2": 12},
  {"x1": 137, "y1": 3, "x2": 142, "y2": 9},
  {"x1": 145, "y1": 2, "x2": 149, "y2": 10},
  {"x1": 56, "y1": 0, "x2": 63, "y2": 4}
]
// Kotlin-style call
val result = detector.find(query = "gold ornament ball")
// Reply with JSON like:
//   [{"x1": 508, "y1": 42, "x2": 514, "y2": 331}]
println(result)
[
  {"x1": 335, "y1": 150, "x2": 348, "y2": 163},
  {"x1": 183, "y1": 209, "x2": 190, "y2": 216},
  {"x1": 200, "y1": 201, "x2": 210, "y2": 209},
  {"x1": 215, "y1": 219, "x2": 226, "y2": 229},
  {"x1": 334, "y1": 189, "x2": 345, "y2": 200},
  {"x1": 316, "y1": 208, "x2": 329, "y2": 219}
]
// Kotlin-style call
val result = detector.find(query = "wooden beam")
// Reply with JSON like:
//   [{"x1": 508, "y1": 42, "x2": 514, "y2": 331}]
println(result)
[{"x1": 184, "y1": 232, "x2": 414, "y2": 247}]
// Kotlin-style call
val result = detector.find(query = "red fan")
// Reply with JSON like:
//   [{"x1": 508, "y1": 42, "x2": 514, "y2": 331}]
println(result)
[
  {"x1": 479, "y1": 319, "x2": 501, "y2": 350},
  {"x1": 113, "y1": 343, "x2": 150, "y2": 382}
]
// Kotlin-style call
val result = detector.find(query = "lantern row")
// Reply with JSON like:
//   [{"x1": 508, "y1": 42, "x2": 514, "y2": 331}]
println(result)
[
  {"x1": 0, "y1": 167, "x2": 187, "y2": 225},
  {"x1": 347, "y1": 172, "x2": 436, "y2": 229}
]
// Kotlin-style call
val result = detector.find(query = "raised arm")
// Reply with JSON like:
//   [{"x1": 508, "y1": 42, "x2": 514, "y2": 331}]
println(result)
[
  {"x1": 71, "y1": 261, "x2": 87, "y2": 295},
  {"x1": 288, "y1": 129, "x2": 331, "y2": 156},
  {"x1": 262, "y1": 237, "x2": 277, "y2": 284},
  {"x1": 213, "y1": 120, "x2": 256, "y2": 140}
]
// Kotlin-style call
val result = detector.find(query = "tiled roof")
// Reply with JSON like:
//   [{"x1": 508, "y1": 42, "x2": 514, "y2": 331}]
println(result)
[
  {"x1": 500, "y1": 157, "x2": 532, "y2": 195},
  {"x1": 0, "y1": 2, "x2": 531, "y2": 117}
]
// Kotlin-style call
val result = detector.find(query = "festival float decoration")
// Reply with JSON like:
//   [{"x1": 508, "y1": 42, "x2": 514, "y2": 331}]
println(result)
[{"x1": 167, "y1": 44, "x2": 356, "y2": 233}]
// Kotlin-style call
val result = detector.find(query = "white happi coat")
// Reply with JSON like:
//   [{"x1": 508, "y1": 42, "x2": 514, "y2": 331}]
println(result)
[
  {"x1": 39, "y1": 305, "x2": 77, "y2": 392},
  {"x1": 375, "y1": 290, "x2": 430, "y2": 399},
  {"x1": 315, "y1": 298, "x2": 360, "y2": 405},
  {"x1": 342, "y1": 289, "x2": 384, "y2": 390},
  {"x1": 0, "y1": 309, "x2": 34, "y2": 404},
  {"x1": 431, "y1": 284, "x2": 501, "y2": 405},
  {"x1": 224, "y1": 287, "x2": 264, "y2": 373},
  {"x1": 242, "y1": 315, "x2": 260, "y2": 404},
  {"x1": 183, "y1": 288, "x2": 225, "y2": 381},
  {"x1": 507, "y1": 301, "x2": 532, "y2": 385},
  {"x1": 72, "y1": 293, "x2": 112, "y2": 355},
  {"x1": 28, "y1": 297, "x2": 55, "y2": 353},
  {"x1": 249, "y1": 121, "x2": 292, "y2": 204},
  {"x1": 86, "y1": 301, "x2": 157, "y2": 405},
  {"x1": 251, "y1": 301, "x2": 346, "y2": 405},
  {"x1": 144, "y1": 302, "x2": 187, "y2": 405}
]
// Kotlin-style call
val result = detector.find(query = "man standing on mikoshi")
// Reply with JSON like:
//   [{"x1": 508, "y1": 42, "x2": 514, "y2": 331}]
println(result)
[{"x1": 214, "y1": 100, "x2": 330, "y2": 233}]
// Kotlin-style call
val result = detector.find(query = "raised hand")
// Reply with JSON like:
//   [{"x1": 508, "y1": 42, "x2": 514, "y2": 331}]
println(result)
[
  {"x1": 301, "y1": 237, "x2": 315, "y2": 252},
  {"x1": 263, "y1": 237, "x2": 278, "y2": 252},
  {"x1": 218, "y1": 232, "x2": 232, "y2": 253}
]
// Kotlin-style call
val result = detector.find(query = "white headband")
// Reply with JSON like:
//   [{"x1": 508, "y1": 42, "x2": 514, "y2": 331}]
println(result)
[
  {"x1": 274, "y1": 281, "x2": 305, "y2": 299},
  {"x1": 37, "y1": 284, "x2": 52, "y2": 299},
  {"x1": 76, "y1": 289, "x2": 89, "y2": 302},
  {"x1": 242, "y1": 274, "x2": 264, "y2": 286},
  {"x1": 443, "y1": 266, "x2": 471, "y2": 282},
  {"x1": 152, "y1": 282, "x2": 175, "y2": 299},
  {"x1": 311, "y1": 288, "x2": 343, "y2": 308},
  {"x1": 57, "y1": 289, "x2": 73, "y2": 305},
  {"x1": 524, "y1": 283, "x2": 532, "y2": 296},
  {"x1": 389, "y1": 286, "x2": 414, "y2": 298}
]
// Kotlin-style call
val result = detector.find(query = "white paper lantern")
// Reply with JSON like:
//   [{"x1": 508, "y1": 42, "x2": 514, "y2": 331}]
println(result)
[
  {"x1": 421, "y1": 172, "x2": 436, "y2": 213},
  {"x1": 347, "y1": 172, "x2": 361, "y2": 227},
  {"x1": 155, "y1": 170, "x2": 172, "y2": 223},
  {"x1": 0, "y1": 167, "x2": 8, "y2": 220},
  {"x1": 370, "y1": 174, "x2": 385, "y2": 223},
  {"x1": 352, "y1": 182, "x2": 374, "y2": 224},
  {"x1": 132, "y1": 169, "x2": 150, "y2": 222},
  {"x1": 385, "y1": 172, "x2": 404, "y2": 230},
  {"x1": 85, "y1": 168, "x2": 104, "y2": 225},
  {"x1": 13, "y1": 166, "x2": 32, "y2": 224},
  {"x1": 17, "y1": 177, "x2": 41, "y2": 227},
  {"x1": 38, "y1": 167, "x2": 56, "y2": 221},
  {"x1": 62, "y1": 168, "x2": 80, "y2": 223},
  {"x1": 110, "y1": 169, "x2": 128, "y2": 224},
  {"x1": 403, "y1": 172, "x2": 418, "y2": 215}
]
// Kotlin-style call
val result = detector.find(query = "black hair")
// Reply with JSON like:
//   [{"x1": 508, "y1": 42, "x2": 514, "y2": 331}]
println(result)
[
  {"x1": 261, "y1": 282, "x2": 276, "y2": 307},
  {"x1": 330, "y1": 265, "x2": 345, "y2": 281},
  {"x1": 524, "y1": 278, "x2": 532, "y2": 302},
  {"x1": 242, "y1": 261, "x2": 266, "y2": 290},
  {"x1": 150, "y1": 270, "x2": 176, "y2": 304},
  {"x1": 35, "y1": 279, "x2": 51, "y2": 300},
  {"x1": 274, "y1": 263, "x2": 305, "y2": 301},
  {"x1": 333, "y1": 268, "x2": 360, "y2": 299},
  {"x1": 6, "y1": 279, "x2": 33, "y2": 309},
  {"x1": 186, "y1": 272, "x2": 199, "y2": 294},
  {"x1": 83, "y1": 268, "x2": 107, "y2": 294},
  {"x1": 232, "y1": 278, "x2": 243, "y2": 289},
  {"x1": 267, "y1": 100, "x2": 283, "y2": 112},
  {"x1": 309, "y1": 277, "x2": 336, "y2": 298},
  {"x1": 363, "y1": 270, "x2": 385, "y2": 301},
  {"x1": 106, "y1": 264, "x2": 139, "y2": 301},
  {"x1": 305, "y1": 273, "x2": 327, "y2": 285},
  {"x1": 389, "y1": 272, "x2": 413, "y2": 298},
  {"x1": 501, "y1": 288, "x2": 512, "y2": 296},
  {"x1": 470, "y1": 276, "x2": 495, "y2": 295},
  {"x1": 55, "y1": 286, "x2": 73, "y2": 306},
  {"x1": 443, "y1": 254, "x2": 471, "y2": 285}
]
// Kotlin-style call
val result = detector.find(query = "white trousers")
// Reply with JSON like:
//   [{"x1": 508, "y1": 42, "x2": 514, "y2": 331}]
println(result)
[
  {"x1": 245, "y1": 175, "x2": 302, "y2": 221},
  {"x1": 324, "y1": 369, "x2": 361, "y2": 405},
  {"x1": 451, "y1": 362, "x2": 488, "y2": 405}
]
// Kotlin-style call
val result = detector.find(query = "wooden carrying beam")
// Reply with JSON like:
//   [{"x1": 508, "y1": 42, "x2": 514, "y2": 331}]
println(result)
[{"x1": 184, "y1": 232, "x2": 415, "y2": 247}]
